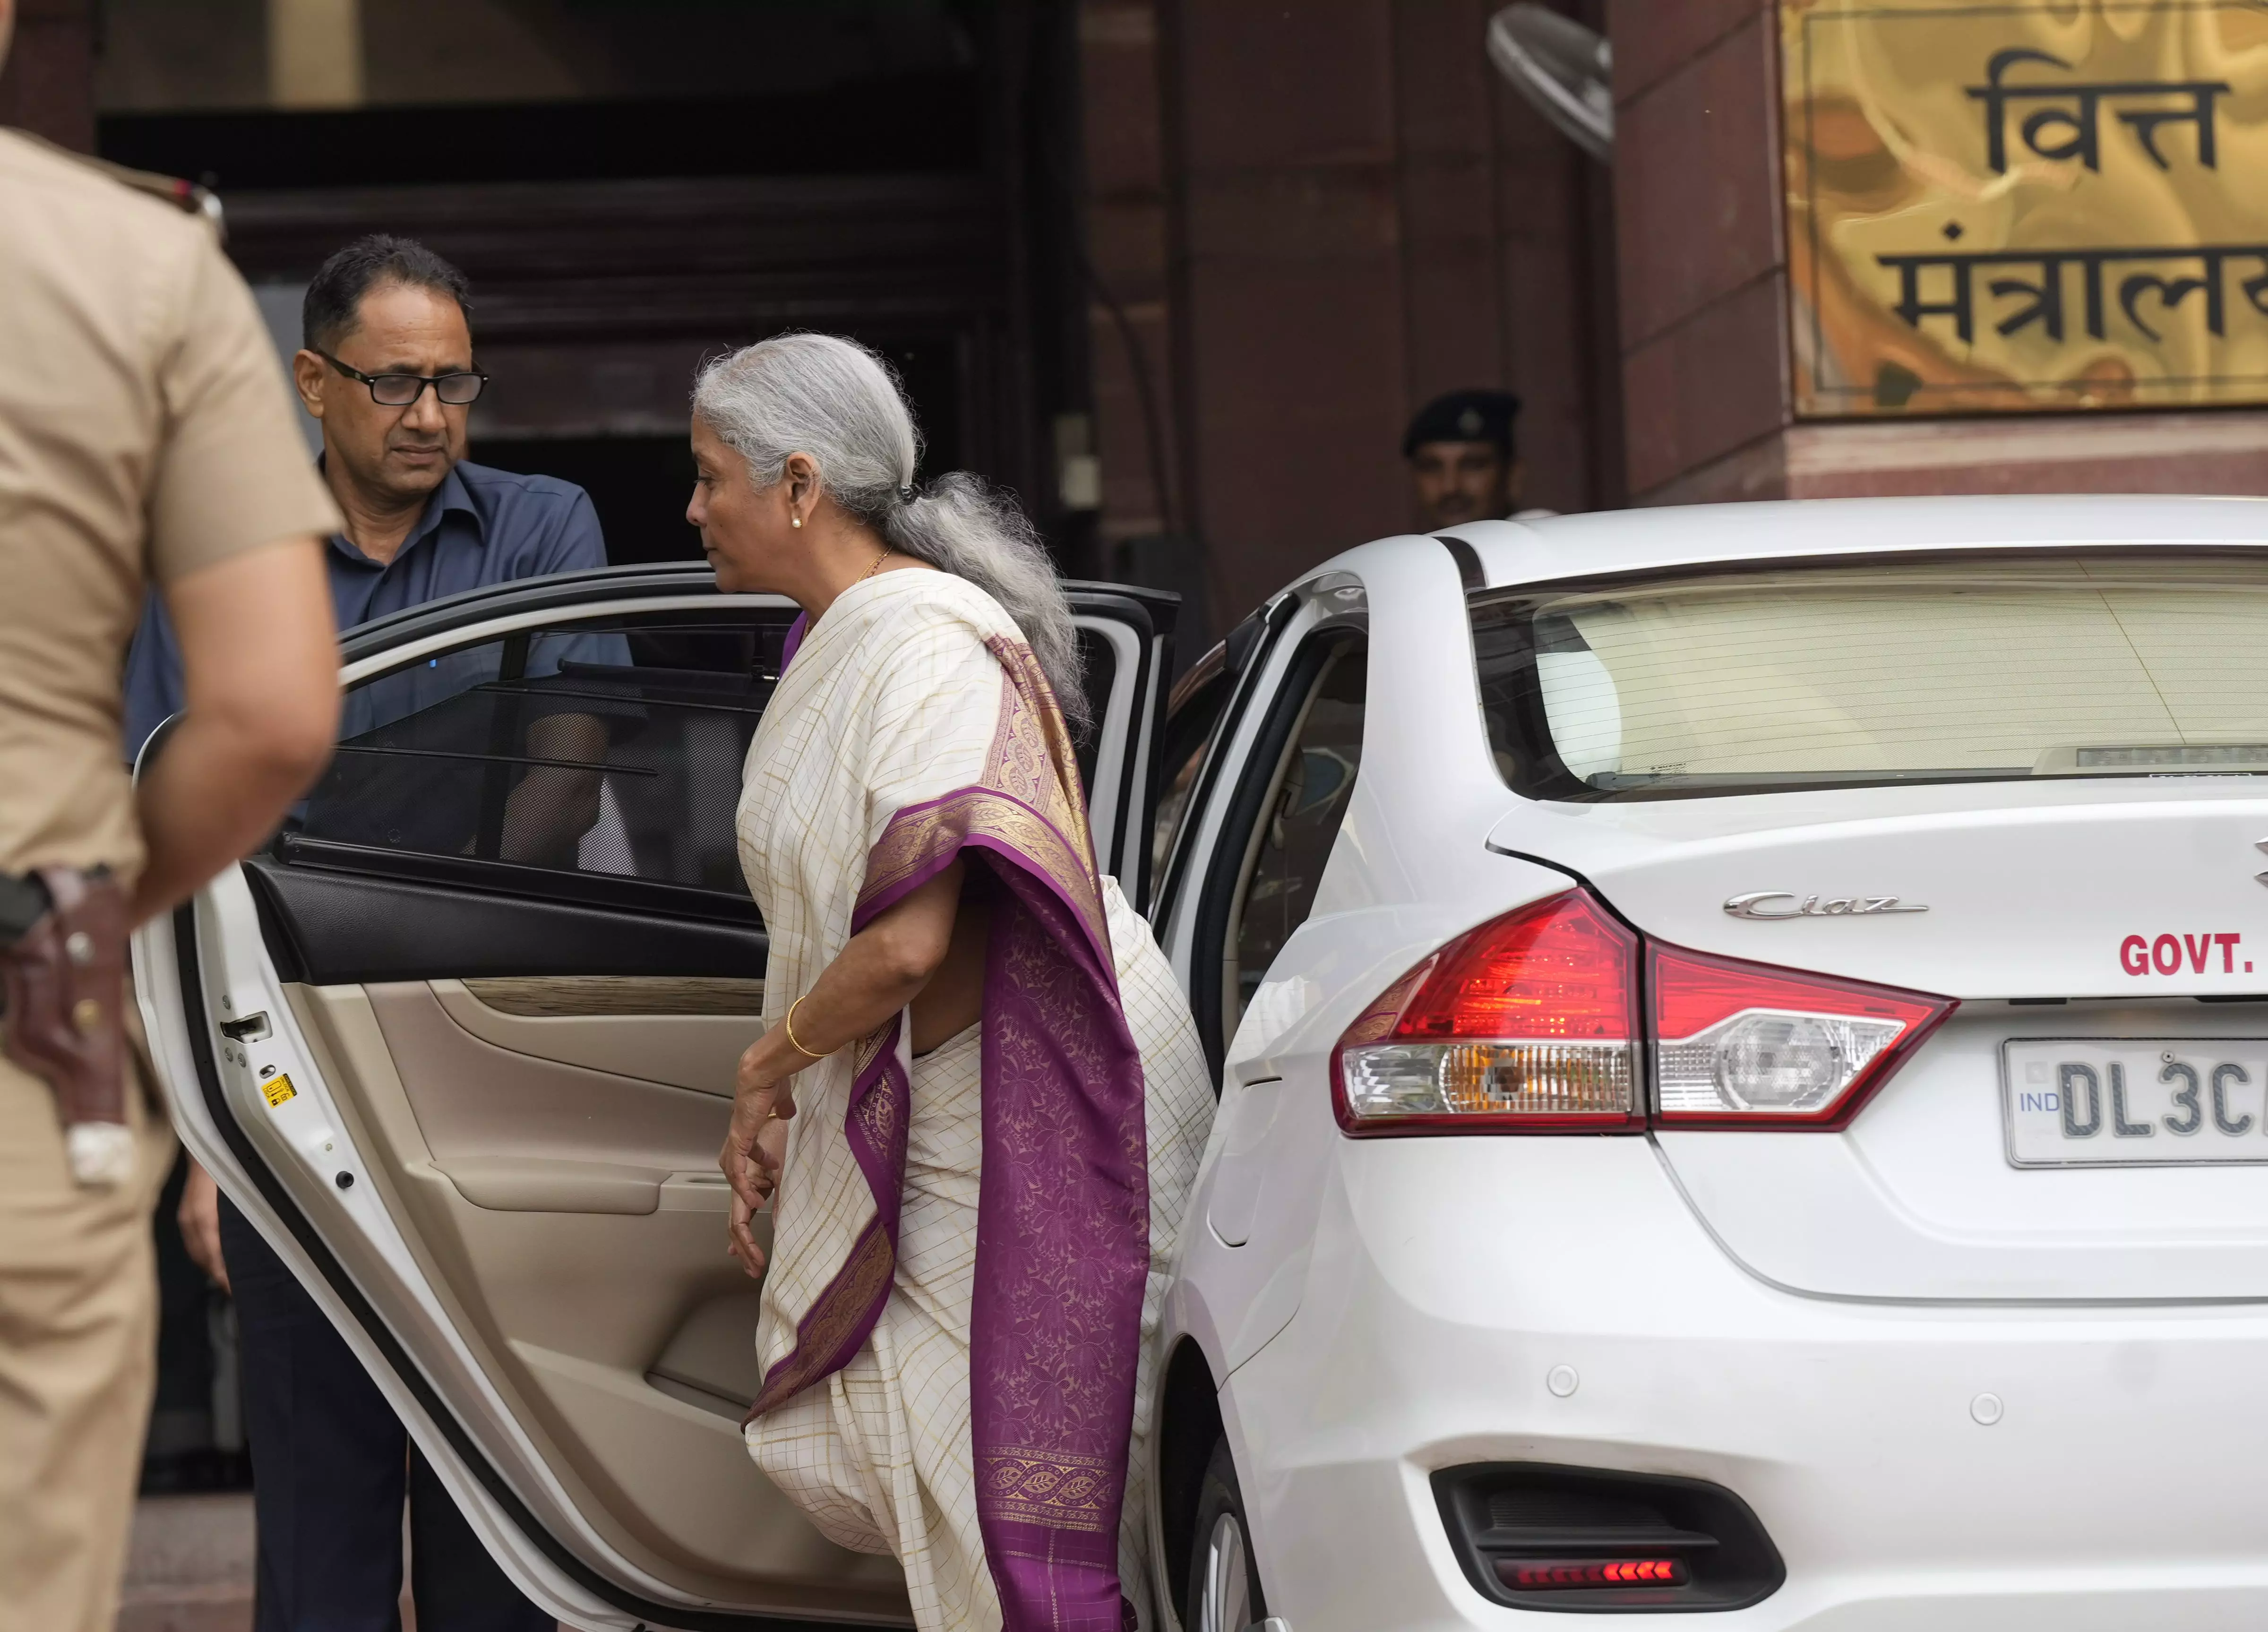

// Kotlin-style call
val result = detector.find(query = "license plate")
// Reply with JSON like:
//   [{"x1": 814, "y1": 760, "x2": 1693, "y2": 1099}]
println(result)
[{"x1": 2004, "y1": 1039, "x2": 2268, "y2": 1166}]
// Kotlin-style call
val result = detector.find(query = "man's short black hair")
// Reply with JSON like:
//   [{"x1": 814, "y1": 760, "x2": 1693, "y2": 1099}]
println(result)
[{"x1": 301, "y1": 234, "x2": 473, "y2": 354}]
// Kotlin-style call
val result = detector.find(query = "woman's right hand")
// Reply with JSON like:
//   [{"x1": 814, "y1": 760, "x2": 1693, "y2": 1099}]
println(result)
[
  {"x1": 722, "y1": 1040, "x2": 800, "y2": 1276},
  {"x1": 717, "y1": 868, "x2": 967, "y2": 1275}
]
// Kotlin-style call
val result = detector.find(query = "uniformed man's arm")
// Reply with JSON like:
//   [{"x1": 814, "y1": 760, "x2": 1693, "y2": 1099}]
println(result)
[
  {"x1": 131, "y1": 536, "x2": 337, "y2": 924},
  {"x1": 128, "y1": 230, "x2": 345, "y2": 924},
  {"x1": 159, "y1": 530, "x2": 334, "y2": 1293}
]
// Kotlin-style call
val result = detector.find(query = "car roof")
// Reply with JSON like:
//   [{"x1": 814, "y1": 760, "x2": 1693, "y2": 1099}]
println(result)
[{"x1": 1440, "y1": 494, "x2": 2268, "y2": 591}]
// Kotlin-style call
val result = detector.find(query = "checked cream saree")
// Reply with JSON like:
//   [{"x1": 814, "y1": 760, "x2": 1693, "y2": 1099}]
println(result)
[{"x1": 735, "y1": 570, "x2": 1214, "y2": 1632}]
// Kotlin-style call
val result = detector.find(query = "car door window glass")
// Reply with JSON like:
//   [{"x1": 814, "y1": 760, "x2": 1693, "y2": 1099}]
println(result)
[
  {"x1": 300, "y1": 615, "x2": 788, "y2": 897},
  {"x1": 1223, "y1": 641, "x2": 1366, "y2": 1028},
  {"x1": 1073, "y1": 627, "x2": 1117, "y2": 797},
  {"x1": 1151, "y1": 663, "x2": 1228, "y2": 880}
]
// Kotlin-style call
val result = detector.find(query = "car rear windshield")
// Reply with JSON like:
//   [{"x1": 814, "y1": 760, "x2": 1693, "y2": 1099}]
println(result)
[{"x1": 1471, "y1": 552, "x2": 2268, "y2": 801}]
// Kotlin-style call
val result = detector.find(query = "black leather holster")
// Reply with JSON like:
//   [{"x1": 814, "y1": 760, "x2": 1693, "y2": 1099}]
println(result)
[{"x1": 0, "y1": 867, "x2": 132, "y2": 1185}]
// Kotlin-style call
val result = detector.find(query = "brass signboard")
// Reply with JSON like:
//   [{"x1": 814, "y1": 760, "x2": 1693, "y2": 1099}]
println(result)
[{"x1": 1783, "y1": 1, "x2": 2268, "y2": 416}]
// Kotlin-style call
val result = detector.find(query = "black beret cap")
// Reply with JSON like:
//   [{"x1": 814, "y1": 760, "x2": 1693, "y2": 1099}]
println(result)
[{"x1": 1402, "y1": 388, "x2": 1521, "y2": 458}]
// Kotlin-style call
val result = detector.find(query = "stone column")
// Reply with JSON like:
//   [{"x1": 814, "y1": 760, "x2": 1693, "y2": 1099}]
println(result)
[{"x1": 1081, "y1": 0, "x2": 1619, "y2": 630}]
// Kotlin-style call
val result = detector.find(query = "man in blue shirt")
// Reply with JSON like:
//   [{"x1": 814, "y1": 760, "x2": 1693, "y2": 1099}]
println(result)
[
  {"x1": 136, "y1": 234, "x2": 593, "y2": 1632},
  {"x1": 123, "y1": 252, "x2": 608, "y2": 761}
]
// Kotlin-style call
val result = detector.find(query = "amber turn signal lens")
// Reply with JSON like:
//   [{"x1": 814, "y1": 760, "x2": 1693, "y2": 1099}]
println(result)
[{"x1": 1332, "y1": 889, "x2": 1643, "y2": 1133}]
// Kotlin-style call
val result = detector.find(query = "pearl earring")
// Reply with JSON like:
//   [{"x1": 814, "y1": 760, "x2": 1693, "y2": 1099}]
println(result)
[{"x1": 791, "y1": 515, "x2": 802, "y2": 529}]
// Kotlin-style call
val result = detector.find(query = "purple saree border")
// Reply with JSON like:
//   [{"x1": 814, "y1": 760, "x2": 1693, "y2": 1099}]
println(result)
[
  {"x1": 777, "y1": 611, "x2": 810, "y2": 678},
  {"x1": 968, "y1": 857, "x2": 1148, "y2": 1632},
  {"x1": 742, "y1": 1024, "x2": 909, "y2": 1422},
  {"x1": 850, "y1": 786, "x2": 1113, "y2": 979}
]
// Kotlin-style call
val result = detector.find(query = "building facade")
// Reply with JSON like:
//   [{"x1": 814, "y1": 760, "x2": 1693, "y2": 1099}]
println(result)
[{"x1": 5, "y1": 0, "x2": 2261, "y2": 638}]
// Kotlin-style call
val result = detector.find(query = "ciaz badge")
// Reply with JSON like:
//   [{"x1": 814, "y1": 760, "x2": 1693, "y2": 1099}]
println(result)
[{"x1": 1723, "y1": 892, "x2": 1930, "y2": 920}]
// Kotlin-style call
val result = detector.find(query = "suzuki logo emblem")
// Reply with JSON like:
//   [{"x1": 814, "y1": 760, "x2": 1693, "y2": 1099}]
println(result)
[{"x1": 1723, "y1": 892, "x2": 1930, "y2": 920}]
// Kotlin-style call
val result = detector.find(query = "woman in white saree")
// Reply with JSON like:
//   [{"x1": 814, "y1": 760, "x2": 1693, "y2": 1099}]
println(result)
[{"x1": 689, "y1": 335, "x2": 1215, "y2": 1632}]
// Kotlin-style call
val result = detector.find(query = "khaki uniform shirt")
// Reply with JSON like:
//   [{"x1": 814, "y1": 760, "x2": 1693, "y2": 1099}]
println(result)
[{"x1": 0, "y1": 130, "x2": 340, "y2": 885}]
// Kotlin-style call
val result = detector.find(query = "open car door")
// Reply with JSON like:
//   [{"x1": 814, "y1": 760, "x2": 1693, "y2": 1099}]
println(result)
[{"x1": 135, "y1": 564, "x2": 1176, "y2": 1632}]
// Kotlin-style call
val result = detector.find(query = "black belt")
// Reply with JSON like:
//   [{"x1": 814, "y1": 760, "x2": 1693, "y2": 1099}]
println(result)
[{"x1": 0, "y1": 871, "x2": 49, "y2": 949}]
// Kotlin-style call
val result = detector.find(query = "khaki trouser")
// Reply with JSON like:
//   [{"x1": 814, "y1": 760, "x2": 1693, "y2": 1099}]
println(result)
[{"x1": 0, "y1": 1048, "x2": 175, "y2": 1632}]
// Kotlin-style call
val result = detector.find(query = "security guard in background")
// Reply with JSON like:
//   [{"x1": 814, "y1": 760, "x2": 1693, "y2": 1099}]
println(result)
[
  {"x1": 1403, "y1": 387, "x2": 1556, "y2": 530},
  {"x1": 0, "y1": 0, "x2": 345, "y2": 1621}
]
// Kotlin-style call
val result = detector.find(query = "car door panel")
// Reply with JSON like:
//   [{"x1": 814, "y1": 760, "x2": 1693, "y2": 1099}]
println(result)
[
  {"x1": 1068, "y1": 593, "x2": 1168, "y2": 899},
  {"x1": 266, "y1": 911, "x2": 914, "y2": 1615},
  {"x1": 248, "y1": 854, "x2": 768, "y2": 985},
  {"x1": 361, "y1": 981, "x2": 736, "y2": 1181},
  {"x1": 302, "y1": 991, "x2": 820, "y2": 1584},
  {"x1": 647, "y1": 1289, "x2": 768, "y2": 1411},
  {"x1": 148, "y1": 882, "x2": 853, "y2": 1632},
  {"x1": 144, "y1": 570, "x2": 1178, "y2": 1630},
  {"x1": 1156, "y1": 578, "x2": 1368, "y2": 1380},
  {"x1": 455, "y1": 975, "x2": 768, "y2": 1016},
  {"x1": 429, "y1": 979, "x2": 762, "y2": 1093}
]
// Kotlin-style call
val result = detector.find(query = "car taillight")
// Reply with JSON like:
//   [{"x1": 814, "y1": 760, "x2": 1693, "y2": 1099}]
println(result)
[
  {"x1": 1649, "y1": 943, "x2": 1954, "y2": 1128},
  {"x1": 1331, "y1": 887, "x2": 1956, "y2": 1136},
  {"x1": 1499, "y1": 1559, "x2": 1690, "y2": 1590},
  {"x1": 1332, "y1": 890, "x2": 1643, "y2": 1134}
]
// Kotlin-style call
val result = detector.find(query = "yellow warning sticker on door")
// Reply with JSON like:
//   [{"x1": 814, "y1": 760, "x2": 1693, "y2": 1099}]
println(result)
[{"x1": 261, "y1": 1074, "x2": 297, "y2": 1109}]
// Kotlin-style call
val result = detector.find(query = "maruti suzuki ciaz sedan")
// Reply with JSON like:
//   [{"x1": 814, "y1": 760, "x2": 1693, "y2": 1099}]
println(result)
[
  {"x1": 1144, "y1": 495, "x2": 2268, "y2": 1632},
  {"x1": 141, "y1": 496, "x2": 2268, "y2": 1632}
]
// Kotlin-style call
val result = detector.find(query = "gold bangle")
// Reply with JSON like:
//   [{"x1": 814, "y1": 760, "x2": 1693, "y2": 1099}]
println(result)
[{"x1": 781, "y1": 996, "x2": 826, "y2": 1060}]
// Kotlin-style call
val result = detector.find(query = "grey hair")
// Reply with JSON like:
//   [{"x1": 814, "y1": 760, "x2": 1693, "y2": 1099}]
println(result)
[{"x1": 691, "y1": 333, "x2": 1089, "y2": 733}]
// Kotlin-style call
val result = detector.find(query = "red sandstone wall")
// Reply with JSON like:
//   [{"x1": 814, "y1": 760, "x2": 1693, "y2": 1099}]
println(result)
[{"x1": 1081, "y1": 0, "x2": 1619, "y2": 627}]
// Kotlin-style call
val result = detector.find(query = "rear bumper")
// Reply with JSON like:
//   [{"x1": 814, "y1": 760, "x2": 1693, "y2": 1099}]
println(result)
[{"x1": 1211, "y1": 1135, "x2": 2268, "y2": 1631}]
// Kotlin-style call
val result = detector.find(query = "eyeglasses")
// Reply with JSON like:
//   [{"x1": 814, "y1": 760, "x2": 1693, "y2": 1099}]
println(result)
[{"x1": 318, "y1": 350, "x2": 489, "y2": 407}]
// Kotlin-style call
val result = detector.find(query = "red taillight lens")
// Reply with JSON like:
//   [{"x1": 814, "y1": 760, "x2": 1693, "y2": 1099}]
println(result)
[
  {"x1": 1650, "y1": 943, "x2": 1956, "y2": 1128},
  {"x1": 1498, "y1": 1558, "x2": 1691, "y2": 1590},
  {"x1": 1332, "y1": 888, "x2": 1956, "y2": 1136},
  {"x1": 1332, "y1": 890, "x2": 1642, "y2": 1134}
]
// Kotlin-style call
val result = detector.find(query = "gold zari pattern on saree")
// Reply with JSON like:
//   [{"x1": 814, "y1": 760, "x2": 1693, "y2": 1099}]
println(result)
[
  {"x1": 857, "y1": 640, "x2": 1107, "y2": 951},
  {"x1": 745, "y1": 1214, "x2": 897, "y2": 1419},
  {"x1": 977, "y1": 1446, "x2": 1119, "y2": 1534}
]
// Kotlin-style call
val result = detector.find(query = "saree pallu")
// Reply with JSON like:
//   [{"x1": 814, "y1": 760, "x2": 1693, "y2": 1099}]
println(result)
[{"x1": 736, "y1": 572, "x2": 1214, "y2": 1632}]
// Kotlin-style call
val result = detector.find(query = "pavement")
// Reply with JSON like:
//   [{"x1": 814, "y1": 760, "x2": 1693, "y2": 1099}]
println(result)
[
  {"x1": 120, "y1": 1495, "x2": 256, "y2": 1632},
  {"x1": 122, "y1": 1495, "x2": 567, "y2": 1632}
]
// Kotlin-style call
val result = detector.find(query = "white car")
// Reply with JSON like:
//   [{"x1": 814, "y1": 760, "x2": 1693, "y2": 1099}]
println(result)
[{"x1": 146, "y1": 495, "x2": 2268, "y2": 1632}]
